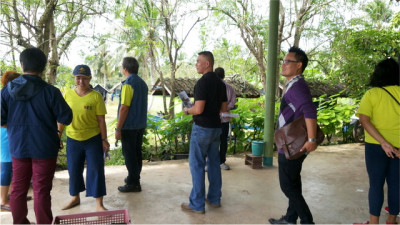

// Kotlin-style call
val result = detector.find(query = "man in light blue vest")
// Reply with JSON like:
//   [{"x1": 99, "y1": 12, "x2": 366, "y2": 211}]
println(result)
[{"x1": 115, "y1": 57, "x2": 148, "y2": 192}]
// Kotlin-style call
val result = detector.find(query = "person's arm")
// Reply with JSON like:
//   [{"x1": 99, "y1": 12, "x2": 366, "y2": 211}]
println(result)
[
  {"x1": 115, "y1": 104, "x2": 130, "y2": 140},
  {"x1": 57, "y1": 123, "x2": 65, "y2": 150},
  {"x1": 97, "y1": 115, "x2": 110, "y2": 154},
  {"x1": 359, "y1": 114, "x2": 399, "y2": 158},
  {"x1": 186, "y1": 100, "x2": 205, "y2": 115},
  {"x1": 220, "y1": 101, "x2": 228, "y2": 114},
  {"x1": 300, "y1": 118, "x2": 318, "y2": 152},
  {"x1": 115, "y1": 84, "x2": 133, "y2": 140},
  {"x1": 226, "y1": 85, "x2": 237, "y2": 110}
]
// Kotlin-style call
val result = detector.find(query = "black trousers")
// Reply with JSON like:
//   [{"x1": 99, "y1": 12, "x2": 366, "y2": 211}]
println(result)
[
  {"x1": 219, "y1": 122, "x2": 230, "y2": 164},
  {"x1": 121, "y1": 128, "x2": 145, "y2": 185},
  {"x1": 278, "y1": 153, "x2": 314, "y2": 224}
]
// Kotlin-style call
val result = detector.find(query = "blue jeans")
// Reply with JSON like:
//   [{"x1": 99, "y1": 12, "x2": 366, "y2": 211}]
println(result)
[
  {"x1": 365, "y1": 143, "x2": 399, "y2": 216},
  {"x1": 188, "y1": 123, "x2": 222, "y2": 211},
  {"x1": 0, "y1": 162, "x2": 12, "y2": 186}
]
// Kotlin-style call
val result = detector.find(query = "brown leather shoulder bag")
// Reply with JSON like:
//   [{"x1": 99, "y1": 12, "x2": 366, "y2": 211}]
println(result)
[{"x1": 274, "y1": 115, "x2": 324, "y2": 160}]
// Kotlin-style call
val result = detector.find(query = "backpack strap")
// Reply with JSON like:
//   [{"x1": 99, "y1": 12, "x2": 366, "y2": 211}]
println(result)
[{"x1": 380, "y1": 87, "x2": 400, "y2": 106}]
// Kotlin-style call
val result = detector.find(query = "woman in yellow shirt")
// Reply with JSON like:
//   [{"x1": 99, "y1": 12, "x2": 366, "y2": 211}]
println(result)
[
  {"x1": 58, "y1": 65, "x2": 110, "y2": 211},
  {"x1": 356, "y1": 58, "x2": 399, "y2": 224}
]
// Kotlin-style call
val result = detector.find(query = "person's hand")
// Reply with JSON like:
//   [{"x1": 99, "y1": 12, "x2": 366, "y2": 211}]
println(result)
[
  {"x1": 58, "y1": 130, "x2": 63, "y2": 150},
  {"x1": 183, "y1": 107, "x2": 189, "y2": 115},
  {"x1": 115, "y1": 130, "x2": 121, "y2": 140},
  {"x1": 102, "y1": 140, "x2": 110, "y2": 152},
  {"x1": 300, "y1": 141, "x2": 318, "y2": 153},
  {"x1": 381, "y1": 142, "x2": 399, "y2": 158},
  {"x1": 59, "y1": 140, "x2": 64, "y2": 151},
  {"x1": 394, "y1": 149, "x2": 400, "y2": 158}
]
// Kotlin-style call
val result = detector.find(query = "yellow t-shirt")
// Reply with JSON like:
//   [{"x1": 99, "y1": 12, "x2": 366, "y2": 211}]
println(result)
[
  {"x1": 64, "y1": 89, "x2": 107, "y2": 141},
  {"x1": 356, "y1": 86, "x2": 400, "y2": 148},
  {"x1": 121, "y1": 84, "x2": 134, "y2": 106}
]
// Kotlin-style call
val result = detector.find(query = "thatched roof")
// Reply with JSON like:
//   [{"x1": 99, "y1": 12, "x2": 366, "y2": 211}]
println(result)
[
  {"x1": 307, "y1": 81, "x2": 347, "y2": 97},
  {"x1": 151, "y1": 77, "x2": 261, "y2": 98}
]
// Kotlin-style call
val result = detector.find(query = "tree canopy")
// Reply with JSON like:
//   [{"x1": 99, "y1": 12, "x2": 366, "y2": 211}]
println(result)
[{"x1": 1, "y1": 0, "x2": 399, "y2": 115}]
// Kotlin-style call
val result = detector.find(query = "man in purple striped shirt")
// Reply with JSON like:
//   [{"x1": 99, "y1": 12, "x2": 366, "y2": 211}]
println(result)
[{"x1": 269, "y1": 47, "x2": 318, "y2": 224}]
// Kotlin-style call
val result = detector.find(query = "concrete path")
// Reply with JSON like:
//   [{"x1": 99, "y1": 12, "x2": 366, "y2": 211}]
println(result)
[{"x1": 0, "y1": 143, "x2": 391, "y2": 224}]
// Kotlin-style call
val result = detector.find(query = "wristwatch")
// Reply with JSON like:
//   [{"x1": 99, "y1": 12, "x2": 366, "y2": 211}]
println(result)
[{"x1": 308, "y1": 138, "x2": 317, "y2": 143}]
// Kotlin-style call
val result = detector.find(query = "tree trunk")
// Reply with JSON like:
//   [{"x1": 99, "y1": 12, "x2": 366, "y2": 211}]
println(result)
[
  {"x1": 103, "y1": 73, "x2": 106, "y2": 88},
  {"x1": 46, "y1": 15, "x2": 59, "y2": 84},
  {"x1": 148, "y1": 39, "x2": 168, "y2": 116},
  {"x1": 168, "y1": 66, "x2": 176, "y2": 118},
  {"x1": 276, "y1": 1, "x2": 285, "y2": 99},
  {"x1": 7, "y1": 20, "x2": 17, "y2": 70}
]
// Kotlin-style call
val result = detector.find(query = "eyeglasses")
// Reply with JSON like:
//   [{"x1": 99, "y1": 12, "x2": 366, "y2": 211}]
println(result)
[{"x1": 282, "y1": 60, "x2": 300, "y2": 65}]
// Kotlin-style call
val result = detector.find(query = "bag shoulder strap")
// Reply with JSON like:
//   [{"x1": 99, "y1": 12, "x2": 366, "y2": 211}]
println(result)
[{"x1": 379, "y1": 87, "x2": 400, "y2": 106}]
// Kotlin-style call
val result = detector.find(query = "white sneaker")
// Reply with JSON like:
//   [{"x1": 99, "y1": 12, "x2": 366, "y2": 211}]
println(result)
[{"x1": 220, "y1": 163, "x2": 230, "y2": 170}]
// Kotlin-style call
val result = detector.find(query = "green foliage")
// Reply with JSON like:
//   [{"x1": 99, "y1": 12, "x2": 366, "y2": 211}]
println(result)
[
  {"x1": 390, "y1": 11, "x2": 400, "y2": 28},
  {"x1": 54, "y1": 65, "x2": 75, "y2": 90},
  {"x1": 230, "y1": 96, "x2": 268, "y2": 152},
  {"x1": 212, "y1": 38, "x2": 258, "y2": 82},
  {"x1": 362, "y1": 0, "x2": 393, "y2": 26},
  {"x1": 146, "y1": 111, "x2": 193, "y2": 159},
  {"x1": 0, "y1": 62, "x2": 19, "y2": 79},
  {"x1": 105, "y1": 147, "x2": 125, "y2": 165},
  {"x1": 56, "y1": 132, "x2": 68, "y2": 170},
  {"x1": 331, "y1": 29, "x2": 400, "y2": 98},
  {"x1": 315, "y1": 93, "x2": 358, "y2": 143}
]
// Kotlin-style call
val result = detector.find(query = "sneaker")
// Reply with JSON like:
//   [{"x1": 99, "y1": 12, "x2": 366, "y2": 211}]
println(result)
[
  {"x1": 205, "y1": 199, "x2": 221, "y2": 208},
  {"x1": 181, "y1": 203, "x2": 205, "y2": 214},
  {"x1": 385, "y1": 206, "x2": 400, "y2": 217},
  {"x1": 220, "y1": 163, "x2": 230, "y2": 170}
]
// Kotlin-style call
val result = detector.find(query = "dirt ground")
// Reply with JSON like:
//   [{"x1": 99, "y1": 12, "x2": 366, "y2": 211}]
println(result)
[{"x1": 0, "y1": 143, "x2": 394, "y2": 224}]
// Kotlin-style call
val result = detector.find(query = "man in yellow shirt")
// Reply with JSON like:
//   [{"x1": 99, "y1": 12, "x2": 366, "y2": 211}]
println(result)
[{"x1": 115, "y1": 57, "x2": 148, "y2": 192}]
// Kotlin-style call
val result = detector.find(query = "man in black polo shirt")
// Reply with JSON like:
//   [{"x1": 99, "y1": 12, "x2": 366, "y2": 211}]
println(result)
[{"x1": 181, "y1": 51, "x2": 228, "y2": 214}]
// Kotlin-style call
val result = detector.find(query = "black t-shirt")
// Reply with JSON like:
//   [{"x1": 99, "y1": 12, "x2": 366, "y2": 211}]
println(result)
[{"x1": 193, "y1": 72, "x2": 228, "y2": 128}]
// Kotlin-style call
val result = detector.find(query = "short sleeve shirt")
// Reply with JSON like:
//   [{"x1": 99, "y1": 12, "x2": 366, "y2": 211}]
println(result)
[
  {"x1": 121, "y1": 84, "x2": 134, "y2": 106},
  {"x1": 193, "y1": 72, "x2": 228, "y2": 128},
  {"x1": 64, "y1": 89, "x2": 107, "y2": 141},
  {"x1": 356, "y1": 86, "x2": 400, "y2": 148}
]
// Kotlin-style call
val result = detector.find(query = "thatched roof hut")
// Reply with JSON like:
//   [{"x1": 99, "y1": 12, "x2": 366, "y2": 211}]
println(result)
[
  {"x1": 307, "y1": 81, "x2": 347, "y2": 97},
  {"x1": 151, "y1": 77, "x2": 261, "y2": 98}
]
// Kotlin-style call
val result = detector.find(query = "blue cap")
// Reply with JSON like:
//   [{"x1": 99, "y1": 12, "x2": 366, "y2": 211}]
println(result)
[{"x1": 73, "y1": 65, "x2": 91, "y2": 76}]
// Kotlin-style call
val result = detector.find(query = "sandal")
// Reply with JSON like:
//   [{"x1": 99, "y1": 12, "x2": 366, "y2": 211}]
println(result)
[{"x1": 1, "y1": 205, "x2": 11, "y2": 212}]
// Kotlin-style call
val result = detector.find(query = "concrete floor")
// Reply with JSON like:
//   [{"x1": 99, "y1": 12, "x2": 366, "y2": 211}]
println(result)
[{"x1": 0, "y1": 143, "x2": 392, "y2": 224}]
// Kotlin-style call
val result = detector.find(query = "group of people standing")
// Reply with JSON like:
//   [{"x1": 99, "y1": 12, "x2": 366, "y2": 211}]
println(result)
[
  {"x1": 0, "y1": 48, "x2": 148, "y2": 224},
  {"x1": 0, "y1": 46, "x2": 398, "y2": 224},
  {"x1": 180, "y1": 48, "x2": 399, "y2": 225}
]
